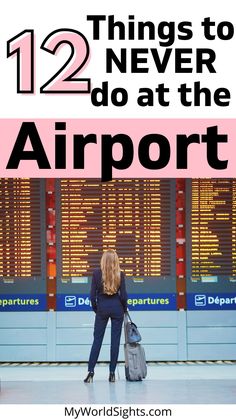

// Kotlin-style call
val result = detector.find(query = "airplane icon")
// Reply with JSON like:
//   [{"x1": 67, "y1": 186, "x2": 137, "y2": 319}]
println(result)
[
  {"x1": 195, "y1": 295, "x2": 206, "y2": 307},
  {"x1": 65, "y1": 296, "x2": 76, "y2": 307}
]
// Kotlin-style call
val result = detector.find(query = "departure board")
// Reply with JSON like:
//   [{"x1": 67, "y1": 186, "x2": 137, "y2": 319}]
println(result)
[
  {"x1": 186, "y1": 178, "x2": 236, "y2": 292},
  {"x1": 0, "y1": 178, "x2": 46, "y2": 283},
  {"x1": 57, "y1": 179, "x2": 175, "y2": 282}
]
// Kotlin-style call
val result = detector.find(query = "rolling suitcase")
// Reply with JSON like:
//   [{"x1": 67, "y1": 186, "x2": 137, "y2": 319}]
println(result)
[
  {"x1": 124, "y1": 342, "x2": 147, "y2": 381},
  {"x1": 124, "y1": 312, "x2": 147, "y2": 381}
]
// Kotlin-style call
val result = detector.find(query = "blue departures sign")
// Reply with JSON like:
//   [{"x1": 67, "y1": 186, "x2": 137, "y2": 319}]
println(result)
[
  {"x1": 57, "y1": 293, "x2": 177, "y2": 311},
  {"x1": 187, "y1": 293, "x2": 236, "y2": 310},
  {"x1": 0, "y1": 295, "x2": 47, "y2": 311}
]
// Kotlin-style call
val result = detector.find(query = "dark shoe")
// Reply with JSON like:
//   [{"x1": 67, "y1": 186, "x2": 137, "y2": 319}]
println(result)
[
  {"x1": 84, "y1": 372, "x2": 94, "y2": 383},
  {"x1": 109, "y1": 372, "x2": 115, "y2": 382}
]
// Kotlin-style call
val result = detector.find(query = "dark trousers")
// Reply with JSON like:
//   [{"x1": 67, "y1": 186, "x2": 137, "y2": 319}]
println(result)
[{"x1": 88, "y1": 309, "x2": 124, "y2": 373}]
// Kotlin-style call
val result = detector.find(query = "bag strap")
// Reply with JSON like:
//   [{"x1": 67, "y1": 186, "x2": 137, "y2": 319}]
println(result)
[{"x1": 125, "y1": 311, "x2": 133, "y2": 323}]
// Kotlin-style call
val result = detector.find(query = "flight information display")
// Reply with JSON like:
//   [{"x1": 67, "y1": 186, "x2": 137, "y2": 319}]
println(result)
[
  {"x1": 0, "y1": 178, "x2": 46, "y2": 286},
  {"x1": 57, "y1": 179, "x2": 176, "y2": 285},
  {"x1": 186, "y1": 178, "x2": 236, "y2": 293}
]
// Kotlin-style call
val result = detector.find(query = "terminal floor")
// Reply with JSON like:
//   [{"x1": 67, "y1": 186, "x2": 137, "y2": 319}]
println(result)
[{"x1": 0, "y1": 362, "x2": 236, "y2": 404}]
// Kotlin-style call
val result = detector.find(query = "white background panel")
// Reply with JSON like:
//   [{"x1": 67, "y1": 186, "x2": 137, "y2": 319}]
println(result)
[
  {"x1": 188, "y1": 327, "x2": 236, "y2": 344},
  {"x1": 0, "y1": 345, "x2": 47, "y2": 362},
  {"x1": 187, "y1": 311, "x2": 236, "y2": 327},
  {"x1": 188, "y1": 344, "x2": 236, "y2": 361},
  {"x1": 0, "y1": 329, "x2": 47, "y2": 345},
  {"x1": 1, "y1": 0, "x2": 235, "y2": 118},
  {"x1": 0, "y1": 312, "x2": 48, "y2": 328}
]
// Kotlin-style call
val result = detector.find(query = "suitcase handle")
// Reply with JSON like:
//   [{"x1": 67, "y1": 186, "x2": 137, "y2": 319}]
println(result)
[{"x1": 133, "y1": 353, "x2": 138, "y2": 369}]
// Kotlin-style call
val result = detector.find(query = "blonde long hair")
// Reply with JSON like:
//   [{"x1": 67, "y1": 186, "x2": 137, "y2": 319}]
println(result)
[{"x1": 101, "y1": 249, "x2": 121, "y2": 295}]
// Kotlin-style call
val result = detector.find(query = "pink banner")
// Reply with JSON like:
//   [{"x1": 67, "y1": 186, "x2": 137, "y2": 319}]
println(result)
[{"x1": 0, "y1": 119, "x2": 235, "y2": 179}]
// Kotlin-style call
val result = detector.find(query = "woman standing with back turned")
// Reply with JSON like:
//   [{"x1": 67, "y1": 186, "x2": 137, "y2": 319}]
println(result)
[{"x1": 84, "y1": 249, "x2": 128, "y2": 383}]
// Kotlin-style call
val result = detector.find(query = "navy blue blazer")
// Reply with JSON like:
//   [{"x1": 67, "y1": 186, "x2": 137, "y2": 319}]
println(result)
[{"x1": 90, "y1": 268, "x2": 128, "y2": 313}]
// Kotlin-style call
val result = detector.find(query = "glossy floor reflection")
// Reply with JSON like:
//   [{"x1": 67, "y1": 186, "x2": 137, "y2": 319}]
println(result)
[{"x1": 0, "y1": 363, "x2": 236, "y2": 404}]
